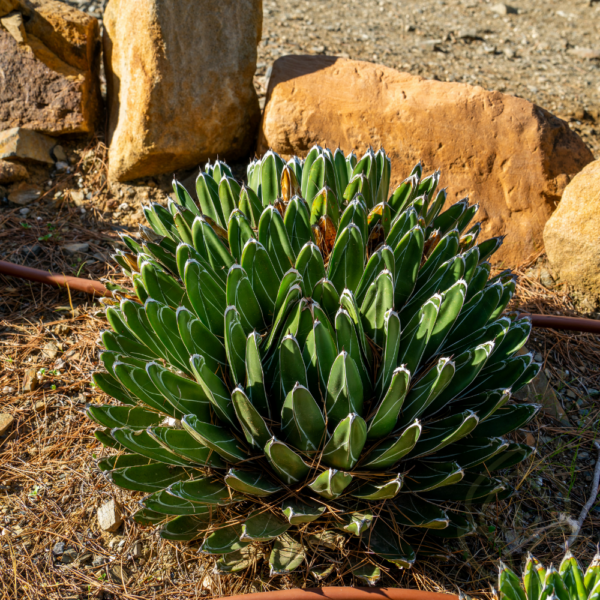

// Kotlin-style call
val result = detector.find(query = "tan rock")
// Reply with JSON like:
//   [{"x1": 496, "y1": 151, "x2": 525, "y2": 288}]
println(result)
[
  {"x1": 103, "y1": 0, "x2": 262, "y2": 182},
  {"x1": 97, "y1": 499, "x2": 123, "y2": 533},
  {"x1": 0, "y1": 0, "x2": 100, "y2": 135},
  {"x1": 0, "y1": 127, "x2": 55, "y2": 163},
  {"x1": 259, "y1": 56, "x2": 593, "y2": 266},
  {"x1": 1, "y1": 10, "x2": 26, "y2": 44},
  {"x1": 544, "y1": 159, "x2": 600, "y2": 299},
  {"x1": 23, "y1": 366, "x2": 41, "y2": 391},
  {"x1": 0, "y1": 159, "x2": 28, "y2": 184},
  {"x1": 0, "y1": 413, "x2": 15, "y2": 436}
]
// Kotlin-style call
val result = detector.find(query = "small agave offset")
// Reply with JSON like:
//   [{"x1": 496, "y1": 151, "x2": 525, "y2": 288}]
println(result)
[
  {"x1": 90, "y1": 146, "x2": 541, "y2": 580},
  {"x1": 497, "y1": 549, "x2": 600, "y2": 600}
]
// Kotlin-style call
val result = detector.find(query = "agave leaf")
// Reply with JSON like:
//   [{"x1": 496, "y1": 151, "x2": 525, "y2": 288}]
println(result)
[
  {"x1": 144, "y1": 203, "x2": 177, "y2": 240},
  {"x1": 225, "y1": 469, "x2": 282, "y2": 497},
  {"x1": 351, "y1": 562, "x2": 382, "y2": 586},
  {"x1": 95, "y1": 428, "x2": 125, "y2": 450},
  {"x1": 281, "y1": 384, "x2": 326, "y2": 452},
  {"x1": 411, "y1": 410, "x2": 479, "y2": 458},
  {"x1": 402, "y1": 461, "x2": 463, "y2": 492},
  {"x1": 487, "y1": 319, "x2": 532, "y2": 368},
  {"x1": 462, "y1": 245, "x2": 481, "y2": 283},
  {"x1": 228, "y1": 209, "x2": 255, "y2": 263},
  {"x1": 160, "y1": 515, "x2": 211, "y2": 541},
  {"x1": 143, "y1": 490, "x2": 212, "y2": 516},
  {"x1": 339, "y1": 288, "x2": 374, "y2": 369},
  {"x1": 428, "y1": 511, "x2": 476, "y2": 538},
  {"x1": 281, "y1": 498, "x2": 326, "y2": 524},
  {"x1": 397, "y1": 358, "x2": 455, "y2": 427},
  {"x1": 367, "y1": 366, "x2": 410, "y2": 440},
  {"x1": 148, "y1": 426, "x2": 226, "y2": 468},
  {"x1": 98, "y1": 454, "x2": 153, "y2": 472},
  {"x1": 301, "y1": 145, "x2": 322, "y2": 199},
  {"x1": 326, "y1": 351, "x2": 364, "y2": 429},
  {"x1": 392, "y1": 495, "x2": 449, "y2": 529},
  {"x1": 245, "y1": 331, "x2": 270, "y2": 419},
  {"x1": 191, "y1": 216, "x2": 234, "y2": 275},
  {"x1": 260, "y1": 151, "x2": 280, "y2": 206},
  {"x1": 308, "y1": 469, "x2": 353, "y2": 500},
  {"x1": 184, "y1": 259, "x2": 227, "y2": 337},
  {"x1": 120, "y1": 298, "x2": 169, "y2": 359},
  {"x1": 146, "y1": 361, "x2": 211, "y2": 420},
  {"x1": 311, "y1": 186, "x2": 340, "y2": 227},
  {"x1": 262, "y1": 284, "x2": 303, "y2": 358},
  {"x1": 172, "y1": 179, "x2": 200, "y2": 216},
  {"x1": 360, "y1": 269, "x2": 393, "y2": 347},
  {"x1": 303, "y1": 319, "x2": 338, "y2": 402},
  {"x1": 422, "y1": 471, "x2": 505, "y2": 502},
  {"x1": 428, "y1": 436, "x2": 508, "y2": 470},
  {"x1": 339, "y1": 512, "x2": 373, "y2": 536},
  {"x1": 269, "y1": 533, "x2": 305, "y2": 576},
  {"x1": 176, "y1": 306, "x2": 227, "y2": 372},
  {"x1": 279, "y1": 335, "x2": 308, "y2": 398},
  {"x1": 544, "y1": 566, "x2": 571, "y2": 600},
  {"x1": 333, "y1": 148, "x2": 350, "y2": 201},
  {"x1": 334, "y1": 308, "x2": 372, "y2": 397},
  {"x1": 258, "y1": 205, "x2": 296, "y2": 279},
  {"x1": 217, "y1": 176, "x2": 240, "y2": 223},
  {"x1": 284, "y1": 196, "x2": 314, "y2": 256},
  {"x1": 361, "y1": 420, "x2": 421, "y2": 470},
  {"x1": 387, "y1": 207, "x2": 418, "y2": 250},
  {"x1": 311, "y1": 278, "x2": 340, "y2": 322},
  {"x1": 393, "y1": 226, "x2": 425, "y2": 308},
  {"x1": 264, "y1": 438, "x2": 311, "y2": 485},
  {"x1": 352, "y1": 474, "x2": 403, "y2": 500},
  {"x1": 355, "y1": 244, "x2": 395, "y2": 307},
  {"x1": 311, "y1": 563, "x2": 336, "y2": 581},
  {"x1": 142, "y1": 241, "x2": 179, "y2": 275},
  {"x1": 99, "y1": 331, "x2": 154, "y2": 370},
  {"x1": 196, "y1": 172, "x2": 224, "y2": 226},
  {"x1": 479, "y1": 442, "x2": 534, "y2": 471},
  {"x1": 366, "y1": 519, "x2": 416, "y2": 569},
  {"x1": 111, "y1": 428, "x2": 191, "y2": 466},
  {"x1": 232, "y1": 386, "x2": 271, "y2": 449},
  {"x1": 168, "y1": 477, "x2": 244, "y2": 507},
  {"x1": 240, "y1": 510, "x2": 290, "y2": 542},
  {"x1": 140, "y1": 261, "x2": 185, "y2": 310},
  {"x1": 223, "y1": 306, "x2": 247, "y2": 385},
  {"x1": 240, "y1": 238, "x2": 280, "y2": 322},
  {"x1": 344, "y1": 173, "x2": 372, "y2": 210},
  {"x1": 499, "y1": 561, "x2": 528, "y2": 600},
  {"x1": 467, "y1": 354, "x2": 536, "y2": 398},
  {"x1": 466, "y1": 263, "x2": 492, "y2": 300},
  {"x1": 452, "y1": 389, "x2": 511, "y2": 422},
  {"x1": 216, "y1": 546, "x2": 257, "y2": 574},
  {"x1": 337, "y1": 197, "x2": 368, "y2": 247},
  {"x1": 226, "y1": 265, "x2": 266, "y2": 334},
  {"x1": 109, "y1": 463, "x2": 195, "y2": 493},
  {"x1": 322, "y1": 413, "x2": 367, "y2": 470},
  {"x1": 328, "y1": 223, "x2": 365, "y2": 295},
  {"x1": 182, "y1": 415, "x2": 248, "y2": 463},
  {"x1": 585, "y1": 555, "x2": 600, "y2": 595},
  {"x1": 238, "y1": 185, "x2": 262, "y2": 228},
  {"x1": 202, "y1": 524, "x2": 249, "y2": 555},
  {"x1": 87, "y1": 405, "x2": 162, "y2": 430}
]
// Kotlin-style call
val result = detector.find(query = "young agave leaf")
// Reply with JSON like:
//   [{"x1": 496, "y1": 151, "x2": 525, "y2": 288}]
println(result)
[
  {"x1": 196, "y1": 172, "x2": 224, "y2": 227},
  {"x1": 355, "y1": 244, "x2": 395, "y2": 308},
  {"x1": 392, "y1": 495, "x2": 449, "y2": 529},
  {"x1": 544, "y1": 566, "x2": 571, "y2": 600},
  {"x1": 269, "y1": 534, "x2": 306, "y2": 576},
  {"x1": 218, "y1": 176, "x2": 241, "y2": 223},
  {"x1": 182, "y1": 415, "x2": 248, "y2": 463},
  {"x1": 225, "y1": 469, "x2": 282, "y2": 497},
  {"x1": 281, "y1": 498, "x2": 326, "y2": 524},
  {"x1": 367, "y1": 366, "x2": 410, "y2": 440},
  {"x1": 402, "y1": 461, "x2": 463, "y2": 492},
  {"x1": 228, "y1": 209, "x2": 255, "y2": 263},
  {"x1": 144, "y1": 203, "x2": 178, "y2": 240},
  {"x1": 351, "y1": 562, "x2": 382, "y2": 586},
  {"x1": 202, "y1": 524, "x2": 249, "y2": 555},
  {"x1": 168, "y1": 477, "x2": 244, "y2": 506},
  {"x1": 224, "y1": 306, "x2": 247, "y2": 385},
  {"x1": 87, "y1": 405, "x2": 162, "y2": 430},
  {"x1": 284, "y1": 196, "x2": 314, "y2": 256},
  {"x1": 411, "y1": 410, "x2": 479, "y2": 458},
  {"x1": 240, "y1": 510, "x2": 290, "y2": 542},
  {"x1": 226, "y1": 265, "x2": 266, "y2": 334},
  {"x1": 466, "y1": 262, "x2": 492, "y2": 300},
  {"x1": 361, "y1": 420, "x2": 421, "y2": 470},
  {"x1": 109, "y1": 463, "x2": 195, "y2": 493},
  {"x1": 264, "y1": 438, "x2": 311, "y2": 485},
  {"x1": 143, "y1": 490, "x2": 213, "y2": 516},
  {"x1": 111, "y1": 428, "x2": 192, "y2": 466},
  {"x1": 359, "y1": 269, "x2": 394, "y2": 347},
  {"x1": 397, "y1": 295, "x2": 441, "y2": 375},
  {"x1": 232, "y1": 386, "x2": 271, "y2": 450},
  {"x1": 328, "y1": 223, "x2": 365, "y2": 295},
  {"x1": 191, "y1": 216, "x2": 234, "y2": 276},
  {"x1": 262, "y1": 283, "x2": 303, "y2": 357},
  {"x1": 148, "y1": 426, "x2": 226, "y2": 468},
  {"x1": 375, "y1": 149, "x2": 391, "y2": 205},
  {"x1": 279, "y1": 335, "x2": 308, "y2": 397},
  {"x1": 339, "y1": 512, "x2": 374, "y2": 536},
  {"x1": 245, "y1": 331, "x2": 270, "y2": 419},
  {"x1": 258, "y1": 205, "x2": 296, "y2": 279},
  {"x1": 311, "y1": 186, "x2": 340, "y2": 228},
  {"x1": 240, "y1": 238, "x2": 280, "y2": 322},
  {"x1": 238, "y1": 185, "x2": 262, "y2": 228},
  {"x1": 305, "y1": 154, "x2": 327, "y2": 207},
  {"x1": 281, "y1": 383, "x2": 326, "y2": 452},
  {"x1": 499, "y1": 561, "x2": 528, "y2": 600},
  {"x1": 322, "y1": 413, "x2": 367, "y2": 470},
  {"x1": 339, "y1": 288, "x2": 374, "y2": 370},
  {"x1": 98, "y1": 453, "x2": 153, "y2": 472},
  {"x1": 585, "y1": 553, "x2": 600, "y2": 595},
  {"x1": 345, "y1": 173, "x2": 373, "y2": 209},
  {"x1": 308, "y1": 469, "x2": 353, "y2": 500},
  {"x1": 397, "y1": 358, "x2": 455, "y2": 427},
  {"x1": 365, "y1": 519, "x2": 416, "y2": 569},
  {"x1": 300, "y1": 145, "x2": 322, "y2": 198},
  {"x1": 337, "y1": 197, "x2": 368, "y2": 246},
  {"x1": 160, "y1": 515, "x2": 211, "y2": 541},
  {"x1": 393, "y1": 225, "x2": 425, "y2": 308},
  {"x1": 146, "y1": 361, "x2": 211, "y2": 420},
  {"x1": 352, "y1": 474, "x2": 403, "y2": 500},
  {"x1": 326, "y1": 351, "x2": 364, "y2": 429}
]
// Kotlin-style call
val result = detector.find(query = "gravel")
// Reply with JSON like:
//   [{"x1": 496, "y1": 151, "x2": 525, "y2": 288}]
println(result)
[{"x1": 59, "y1": 0, "x2": 598, "y2": 157}]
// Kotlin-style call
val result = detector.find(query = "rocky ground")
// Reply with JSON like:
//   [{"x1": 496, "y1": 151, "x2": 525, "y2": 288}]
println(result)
[{"x1": 1, "y1": 0, "x2": 600, "y2": 599}]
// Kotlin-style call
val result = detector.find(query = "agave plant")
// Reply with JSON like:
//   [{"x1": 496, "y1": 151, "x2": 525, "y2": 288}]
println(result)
[
  {"x1": 90, "y1": 146, "x2": 540, "y2": 580},
  {"x1": 498, "y1": 549, "x2": 600, "y2": 600}
]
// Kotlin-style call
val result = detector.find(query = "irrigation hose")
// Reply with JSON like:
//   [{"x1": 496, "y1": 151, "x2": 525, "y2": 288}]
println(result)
[
  {"x1": 219, "y1": 588, "x2": 457, "y2": 600},
  {"x1": 1, "y1": 259, "x2": 599, "y2": 335}
]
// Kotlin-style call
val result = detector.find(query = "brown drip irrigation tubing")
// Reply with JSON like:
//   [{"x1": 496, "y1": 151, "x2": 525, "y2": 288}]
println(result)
[
  {"x1": 219, "y1": 588, "x2": 457, "y2": 600},
  {"x1": 1, "y1": 259, "x2": 599, "y2": 334}
]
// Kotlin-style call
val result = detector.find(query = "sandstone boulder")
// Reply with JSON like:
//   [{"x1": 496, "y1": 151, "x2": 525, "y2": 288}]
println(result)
[
  {"x1": 258, "y1": 56, "x2": 593, "y2": 266},
  {"x1": 0, "y1": 159, "x2": 28, "y2": 184},
  {"x1": 103, "y1": 0, "x2": 262, "y2": 182},
  {"x1": 0, "y1": 127, "x2": 56, "y2": 163},
  {"x1": 544, "y1": 159, "x2": 600, "y2": 299},
  {"x1": 0, "y1": 0, "x2": 101, "y2": 136}
]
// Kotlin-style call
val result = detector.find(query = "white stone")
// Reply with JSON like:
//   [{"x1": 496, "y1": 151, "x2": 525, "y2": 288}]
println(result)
[{"x1": 97, "y1": 499, "x2": 123, "y2": 532}]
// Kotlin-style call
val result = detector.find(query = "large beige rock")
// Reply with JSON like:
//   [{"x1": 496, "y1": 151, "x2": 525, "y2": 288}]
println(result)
[
  {"x1": 544, "y1": 159, "x2": 600, "y2": 299},
  {"x1": 0, "y1": 0, "x2": 101, "y2": 135},
  {"x1": 259, "y1": 56, "x2": 594, "y2": 266},
  {"x1": 103, "y1": 0, "x2": 262, "y2": 182}
]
